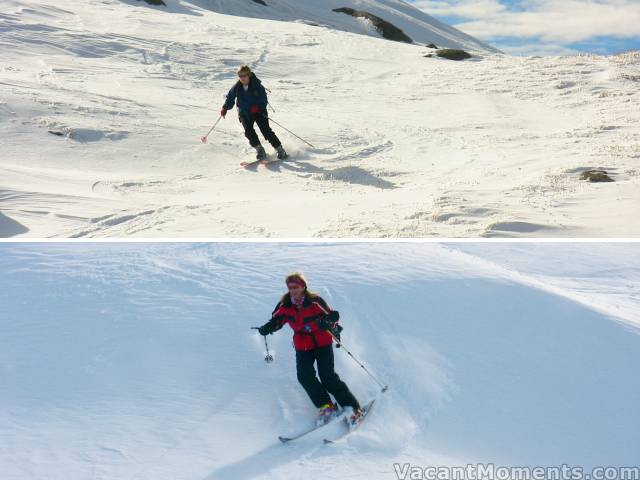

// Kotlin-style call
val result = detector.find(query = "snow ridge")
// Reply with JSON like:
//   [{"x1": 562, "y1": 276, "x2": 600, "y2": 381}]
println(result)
[{"x1": 188, "y1": 0, "x2": 499, "y2": 52}]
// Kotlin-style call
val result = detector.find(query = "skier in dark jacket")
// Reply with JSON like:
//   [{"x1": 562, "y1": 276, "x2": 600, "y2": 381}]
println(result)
[
  {"x1": 257, "y1": 272, "x2": 361, "y2": 425},
  {"x1": 221, "y1": 65, "x2": 288, "y2": 161}
]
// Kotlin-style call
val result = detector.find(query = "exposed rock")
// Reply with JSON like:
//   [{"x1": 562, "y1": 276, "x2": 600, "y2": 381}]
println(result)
[
  {"x1": 250, "y1": 0, "x2": 267, "y2": 5},
  {"x1": 436, "y1": 49, "x2": 472, "y2": 61},
  {"x1": 332, "y1": 7, "x2": 412, "y2": 43},
  {"x1": 580, "y1": 170, "x2": 614, "y2": 182},
  {"x1": 426, "y1": 43, "x2": 438, "y2": 49},
  {"x1": 138, "y1": 0, "x2": 166, "y2": 5},
  {"x1": 620, "y1": 73, "x2": 640, "y2": 82}
]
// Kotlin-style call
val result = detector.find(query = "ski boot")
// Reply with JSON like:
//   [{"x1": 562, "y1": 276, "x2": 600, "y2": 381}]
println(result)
[
  {"x1": 276, "y1": 145, "x2": 289, "y2": 160},
  {"x1": 346, "y1": 407, "x2": 362, "y2": 428},
  {"x1": 316, "y1": 402, "x2": 337, "y2": 426},
  {"x1": 255, "y1": 144, "x2": 267, "y2": 161}
]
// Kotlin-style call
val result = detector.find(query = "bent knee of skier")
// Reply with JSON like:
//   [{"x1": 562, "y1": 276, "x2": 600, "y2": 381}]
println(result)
[
  {"x1": 318, "y1": 371, "x2": 341, "y2": 389},
  {"x1": 297, "y1": 369, "x2": 318, "y2": 387}
]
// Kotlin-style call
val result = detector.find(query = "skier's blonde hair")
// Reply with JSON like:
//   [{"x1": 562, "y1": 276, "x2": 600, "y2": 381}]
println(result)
[{"x1": 280, "y1": 272, "x2": 319, "y2": 303}]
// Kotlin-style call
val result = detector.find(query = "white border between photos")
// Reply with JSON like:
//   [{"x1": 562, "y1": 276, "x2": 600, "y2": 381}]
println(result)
[{"x1": 1, "y1": 238, "x2": 640, "y2": 243}]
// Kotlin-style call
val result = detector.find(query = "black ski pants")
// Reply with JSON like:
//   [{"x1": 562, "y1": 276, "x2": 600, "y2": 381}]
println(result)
[
  {"x1": 296, "y1": 344, "x2": 360, "y2": 411},
  {"x1": 239, "y1": 112, "x2": 281, "y2": 149}
]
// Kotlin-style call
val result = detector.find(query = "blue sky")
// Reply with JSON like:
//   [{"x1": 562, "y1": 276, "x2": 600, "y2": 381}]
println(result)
[{"x1": 409, "y1": 0, "x2": 640, "y2": 55}]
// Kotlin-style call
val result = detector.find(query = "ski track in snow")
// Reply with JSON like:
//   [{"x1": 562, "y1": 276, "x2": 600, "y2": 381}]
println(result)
[
  {"x1": 1, "y1": 0, "x2": 639, "y2": 237},
  {"x1": 1, "y1": 243, "x2": 639, "y2": 479}
]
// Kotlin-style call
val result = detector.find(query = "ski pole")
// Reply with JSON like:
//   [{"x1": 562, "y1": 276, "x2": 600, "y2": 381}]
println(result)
[
  {"x1": 262, "y1": 113, "x2": 315, "y2": 149},
  {"x1": 251, "y1": 327, "x2": 274, "y2": 363},
  {"x1": 328, "y1": 332, "x2": 388, "y2": 393},
  {"x1": 200, "y1": 115, "x2": 222, "y2": 144}
]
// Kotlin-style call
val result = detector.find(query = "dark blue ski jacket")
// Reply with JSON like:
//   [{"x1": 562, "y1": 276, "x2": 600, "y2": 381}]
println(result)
[{"x1": 223, "y1": 74, "x2": 268, "y2": 115}]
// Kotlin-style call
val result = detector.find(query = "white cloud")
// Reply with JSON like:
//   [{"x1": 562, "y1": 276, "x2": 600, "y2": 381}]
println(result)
[
  {"x1": 414, "y1": 0, "x2": 507, "y2": 18},
  {"x1": 498, "y1": 43, "x2": 580, "y2": 56},
  {"x1": 413, "y1": 0, "x2": 640, "y2": 45}
]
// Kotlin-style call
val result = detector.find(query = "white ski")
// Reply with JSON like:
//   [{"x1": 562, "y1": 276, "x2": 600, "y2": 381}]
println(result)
[
  {"x1": 323, "y1": 397, "x2": 377, "y2": 444},
  {"x1": 278, "y1": 408, "x2": 345, "y2": 443}
]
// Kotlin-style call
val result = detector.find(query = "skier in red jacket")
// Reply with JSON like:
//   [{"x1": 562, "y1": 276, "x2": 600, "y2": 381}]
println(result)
[{"x1": 257, "y1": 272, "x2": 361, "y2": 425}]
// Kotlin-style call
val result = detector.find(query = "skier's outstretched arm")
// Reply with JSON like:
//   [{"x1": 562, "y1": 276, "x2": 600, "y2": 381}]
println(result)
[
  {"x1": 257, "y1": 305, "x2": 287, "y2": 336},
  {"x1": 221, "y1": 83, "x2": 238, "y2": 116}
]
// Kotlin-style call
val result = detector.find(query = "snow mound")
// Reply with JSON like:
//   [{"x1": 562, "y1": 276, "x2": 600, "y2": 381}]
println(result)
[{"x1": 0, "y1": 212, "x2": 29, "y2": 236}]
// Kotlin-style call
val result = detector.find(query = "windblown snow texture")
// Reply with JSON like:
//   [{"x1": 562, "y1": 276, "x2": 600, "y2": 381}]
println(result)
[{"x1": 1, "y1": 242, "x2": 639, "y2": 479}]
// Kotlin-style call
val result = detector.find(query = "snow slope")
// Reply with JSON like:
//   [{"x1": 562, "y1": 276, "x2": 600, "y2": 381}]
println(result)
[
  {"x1": 1, "y1": 0, "x2": 640, "y2": 238},
  {"x1": 186, "y1": 0, "x2": 499, "y2": 52},
  {"x1": 1, "y1": 242, "x2": 639, "y2": 479}
]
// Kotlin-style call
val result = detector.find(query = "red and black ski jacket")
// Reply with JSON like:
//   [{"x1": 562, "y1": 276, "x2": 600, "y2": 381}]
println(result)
[{"x1": 267, "y1": 294, "x2": 337, "y2": 351}]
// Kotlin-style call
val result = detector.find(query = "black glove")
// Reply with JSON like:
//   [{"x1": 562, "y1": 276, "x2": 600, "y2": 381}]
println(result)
[
  {"x1": 329, "y1": 323, "x2": 343, "y2": 342},
  {"x1": 331, "y1": 323, "x2": 343, "y2": 345},
  {"x1": 258, "y1": 315, "x2": 284, "y2": 336},
  {"x1": 318, "y1": 311, "x2": 343, "y2": 346},
  {"x1": 318, "y1": 311, "x2": 339, "y2": 330},
  {"x1": 257, "y1": 324, "x2": 271, "y2": 336}
]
